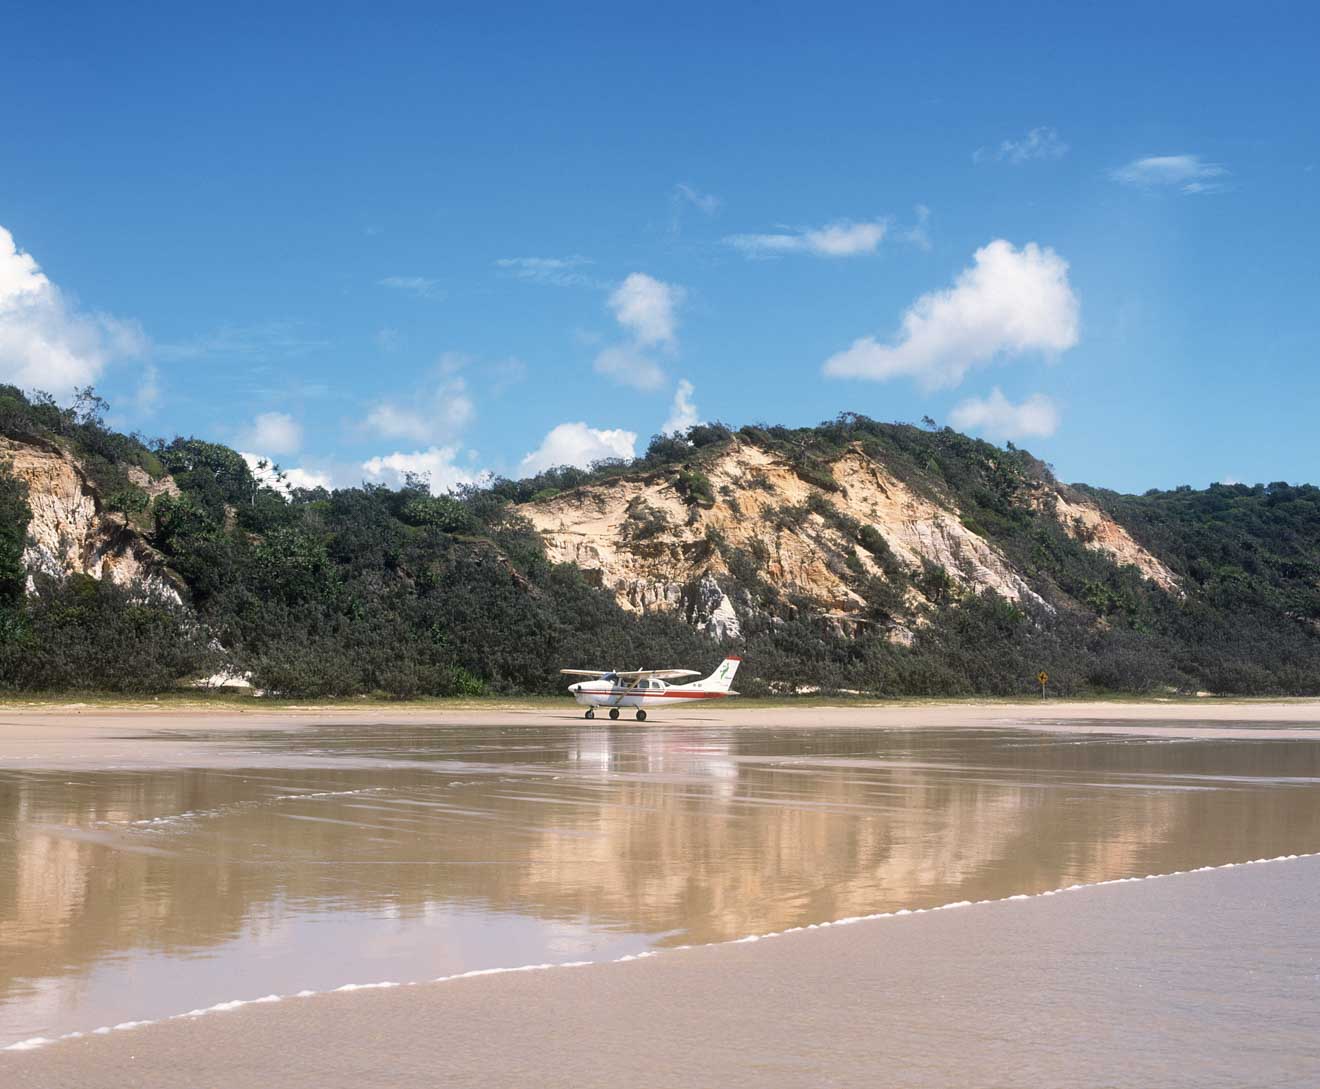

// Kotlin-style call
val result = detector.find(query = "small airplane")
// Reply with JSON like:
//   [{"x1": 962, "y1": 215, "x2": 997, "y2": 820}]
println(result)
[{"x1": 561, "y1": 656, "x2": 741, "y2": 720}]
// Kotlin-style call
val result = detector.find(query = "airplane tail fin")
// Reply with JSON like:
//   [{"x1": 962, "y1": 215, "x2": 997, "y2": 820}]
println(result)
[{"x1": 693, "y1": 656, "x2": 741, "y2": 693}]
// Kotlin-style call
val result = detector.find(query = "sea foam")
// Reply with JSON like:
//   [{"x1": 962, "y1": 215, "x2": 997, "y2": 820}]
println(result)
[{"x1": 4, "y1": 851, "x2": 1316, "y2": 1055}]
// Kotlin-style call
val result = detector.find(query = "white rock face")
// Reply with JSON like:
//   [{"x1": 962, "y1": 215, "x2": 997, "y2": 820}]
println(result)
[
  {"x1": 1, "y1": 437, "x2": 181, "y2": 602},
  {"x1": 517, "y1": 440, "x2": 1162, "y2": 636}
]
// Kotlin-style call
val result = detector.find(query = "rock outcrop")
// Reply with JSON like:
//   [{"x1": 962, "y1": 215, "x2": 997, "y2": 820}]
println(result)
[
  {"x1": 0, "y1": 437, "x2": 181, "y2": 600},
  {"x1": 519, "y1": 439, "x2": 1178, "y2": 638}
]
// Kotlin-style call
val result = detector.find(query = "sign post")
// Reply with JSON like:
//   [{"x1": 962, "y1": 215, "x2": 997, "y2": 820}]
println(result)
[{"x1": 1037, "y1": 670, "x2": 1049, "y2": 699}]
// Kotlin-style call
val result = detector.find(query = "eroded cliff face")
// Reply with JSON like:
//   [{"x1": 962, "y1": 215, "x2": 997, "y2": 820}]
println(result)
[
  {"x1": 0, "y1": 437, "x2": 181, "y2": 600},
  {"x1": 519, "y1": 440, "x2": 1177, "y2": 639},
  {"x1": 1048, "y1": 489, "x2": 1181, "y2": 593}
]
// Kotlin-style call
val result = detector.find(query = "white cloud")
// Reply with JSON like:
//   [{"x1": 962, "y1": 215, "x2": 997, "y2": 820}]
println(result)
[
  {"x1": 238, "y1": 411, "x2": 302, "y2": 455},
  {"x1": 241, "y1": 451, "x2": 333, "y2": 494},
  {"x1": 379, "y1": 275, "x2": 445, "y2": 300},
  {"x1": 0, "y1": 224, "x2": 146, "y2": 397},
  {"x1": 674, "y1": 183, "x2": 721, "y2": 215},
  {"x1": 608, "y1": 273, "x2": 683, "y2": 348},
  {"x1": 726, "y1": 219, "x2": 888, "y2": 258},
  {"x1": 949, "y1": 388, "x2": 1060, "y2": 440},
  {"x1": 495, "y1": 256, "x2": 597, "y2": 288},
  {"x1": 976, "y1": 127, "x2": 1069, "y2": 165},
  {"x1": 823, "y1": 239, "x2": 1079, "y2": 390},
  {"x1": 360, "y1": 445, "x2": 481, "y2": 494},
  {"x1": 519, "y1": 422, "x2": 637, "y2": 475},
  {"x1": 1111, "y1": 154, "x2": 1228, "y2": 194},
  {"x1": 592, "y1": 273, "x2": 685, "y2": 391},
  {"x1": 593, "y1": 344, "x2": 667, "y2": 391},
  {"x1": 663, "y1": 379, "x2": 700, "y2": 434},
  {"x1": 365, "y1": 373, "x2": 474, "y2": 443}
]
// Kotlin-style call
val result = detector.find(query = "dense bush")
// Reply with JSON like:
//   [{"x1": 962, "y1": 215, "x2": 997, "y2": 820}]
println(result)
[{"x1": 1, "y1": 390, "x2": 1318, "y2": 698}]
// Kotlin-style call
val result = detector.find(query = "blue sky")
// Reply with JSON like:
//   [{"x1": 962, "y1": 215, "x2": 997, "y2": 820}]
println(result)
[{"x1": 2, "y1": 1, "x2": 1317, "y2": 493}]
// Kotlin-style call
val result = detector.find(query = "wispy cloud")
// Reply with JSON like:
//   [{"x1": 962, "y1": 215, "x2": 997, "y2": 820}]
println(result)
[
  {"x1": 901, "y1": 205, "x2": 932, "y2": 251},
  {"x1": 823, "y1": 240, "x2": 1079, "y2": 390},
  {"x1": 1111, "y1": 154, "x2": 1228, "y2": 194},
  {"x1": 950, "y1": 388, "x2": 1060, "y2": 440},
  {"x1": 364, "y1": 357, "x2": 475, "y2": 444},
  {"x1": 975, "y1": 126, "x2": 1069, "y2": 165},
  {"x1": 157, "y1": 320, "x2": 329, "y2": 362},
  {"x1": 725, "y1": 219, "x2": 887, "y2": 258},
  {"x1": 378, "y1": 275, "x2": 446, "y2": 300},
  {"x1": 592, "y1": 273, "x2": 685, "y2": 391},
  {"x1": 494, "y1": 255, "x2": 599, "y2": 288},
  {"x1": 663, "y1": 379, "x2": 700, "y2": 435},
  {"x1": 674, "y1": 183, "x2": 721, "y2": 216},
  {"x1": 236, "y1": 410, "x2": 303, "y2": 455}
]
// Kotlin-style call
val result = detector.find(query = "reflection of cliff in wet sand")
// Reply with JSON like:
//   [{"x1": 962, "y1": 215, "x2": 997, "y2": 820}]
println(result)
[{"x1": 4, "y1": 704, "x2": 1320, "y2": 1051}]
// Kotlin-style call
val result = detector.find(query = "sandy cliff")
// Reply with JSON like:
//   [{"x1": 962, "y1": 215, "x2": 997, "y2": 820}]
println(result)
[{"x1": 519, "y1": 439, "x2": 1177, "y2": 637}]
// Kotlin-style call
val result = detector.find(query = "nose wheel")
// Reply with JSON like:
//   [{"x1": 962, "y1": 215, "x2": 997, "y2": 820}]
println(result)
[
  {"x1": 608, "y1": 708, "x2": 620, "y2": 720},
  {"x1": 635, "y1": 710, "x2": 647, "y2": 722},
  {"x1": 584, "y1": 709, "x2": 594, "y2": 719}
]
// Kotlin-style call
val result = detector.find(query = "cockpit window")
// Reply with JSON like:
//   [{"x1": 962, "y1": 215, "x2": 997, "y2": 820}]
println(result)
[{"x1": 602, "y1": 672, "x2": 617, "y2": 682}]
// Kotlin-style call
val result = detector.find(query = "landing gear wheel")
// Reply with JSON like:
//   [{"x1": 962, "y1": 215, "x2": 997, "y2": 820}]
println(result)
[
  {"x1": 608, "y1": 708, "x2": 620, "y2": 720},
  {"x1": 635, "y1": 710, "x2": 647, "y2": 722},
  {"x1": 584, "y1": 709, "x2": 594, "y2": 719}
]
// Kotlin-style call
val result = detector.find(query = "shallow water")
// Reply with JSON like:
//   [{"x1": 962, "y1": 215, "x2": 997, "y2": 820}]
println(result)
[{"x1": 3, "y1": 719, "x2": 1320, "y2": 1047}]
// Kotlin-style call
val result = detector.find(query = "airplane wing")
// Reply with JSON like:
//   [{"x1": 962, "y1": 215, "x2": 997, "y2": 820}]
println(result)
[
  {"x1": 613, "y1": 669, "x2": 702, "y2": 681},
  {"x1": 559, "y1": 669, "x2": 612, "y2": 677}
]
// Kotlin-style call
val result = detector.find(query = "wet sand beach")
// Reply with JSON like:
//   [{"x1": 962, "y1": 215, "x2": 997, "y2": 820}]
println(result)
[
  {"x1": 3, "y1": 701, "x2": 1319, "y2": 1085},
  {"x1": 6, "y1": 854, "x2": 1319, "y2": 1089}
]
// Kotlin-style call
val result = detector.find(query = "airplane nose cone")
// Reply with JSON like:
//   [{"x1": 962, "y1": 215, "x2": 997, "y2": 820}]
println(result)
[{"x1": 569, "y1": 683, "x2": 581, "y2": 693}]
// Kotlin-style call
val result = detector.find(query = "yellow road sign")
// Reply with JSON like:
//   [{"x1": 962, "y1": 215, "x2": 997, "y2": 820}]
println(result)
[{"x1": 1037, "y1": 671, "x2": 1049, "y2": 686}]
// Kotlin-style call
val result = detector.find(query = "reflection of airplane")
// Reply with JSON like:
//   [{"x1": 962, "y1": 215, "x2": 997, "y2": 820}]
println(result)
[{"x1": 561, "y1": 657, "x2": 741, "y2": 720}]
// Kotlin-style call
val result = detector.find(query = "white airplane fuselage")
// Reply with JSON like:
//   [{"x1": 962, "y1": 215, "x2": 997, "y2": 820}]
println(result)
[
  {"x1": 569, "y1": 679, "x2": 727, "y2": 709},
  {"x1": 567, "y1": 657, "x2": 741, "y2": 718}
]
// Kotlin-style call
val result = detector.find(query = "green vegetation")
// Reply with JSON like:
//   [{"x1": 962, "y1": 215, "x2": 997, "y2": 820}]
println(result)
[{"x1": 1, "y1": 390, "x2": 1318, "y2": 699}]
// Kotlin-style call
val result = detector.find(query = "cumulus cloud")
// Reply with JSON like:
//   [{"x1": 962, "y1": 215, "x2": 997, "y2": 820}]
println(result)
[
  {"x1": 949, "y1": 388, "x2": 1060, "y2": 440},
  {"x1": 241, "y1": 452, "x2": 334, "y2": 494},
  {"x1": 378, "y1": 275, "x2": 445, "y2": 300},
  {"x1": 593, "y1": 273, "x2": 685, "y2": 391},
  {"x1": 494, "y1": 256, "x2": 598, "y2": 288},
  {"x1": 822, "y1": 239, "x2": 1080, "y2": 390},
  {"x1": 237, "y1": 411, "x2": 302, "y2": 455},
  {"x1": 360, "y1": 445, "x2": 481, "y2": 494},
  {"x1": 365, "y1": 371, "x2": 474, "y2": 443},
  {"x1": 608, "y1": 273, "x2": 683, "y2": 348},
  {"x1": 593, "y1": 344, "x2": 667, "y2": 391},
  {"x1": 519, "y1": 422, "x2": 637, "y2": 475},
  {"x1": 1111, "y1": 154, "x2": 1228, "y2": 194},
  {"x1": 725, "y1": 219, "x2": 887, "y2": 258},
  {"x1": 0, "y1": 224, "x2": 146, "y2": 397},
  {"x1": 663, "y1": 379, "x2": 700, "y2": 434},
  {"x1": 976, "y1": 127, "x2": 1069, "y2": 165}
]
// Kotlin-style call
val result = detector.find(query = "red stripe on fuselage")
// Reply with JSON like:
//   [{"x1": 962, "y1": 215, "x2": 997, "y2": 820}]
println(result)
[{"x1": 589, "y1": 689, "x2": 728, "y2": 699}]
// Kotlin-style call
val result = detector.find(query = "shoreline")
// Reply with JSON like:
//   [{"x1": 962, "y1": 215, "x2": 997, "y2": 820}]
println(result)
[
  {"x1": 3, "y1": 691, "x2": 1320, "y2": 715},
  {"x1": 7, "y1": 853, "x2": 1318, "y2": 1087},
  {"x1": 2, "y1": 700, "x2": 1319, "y2": 765}
]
